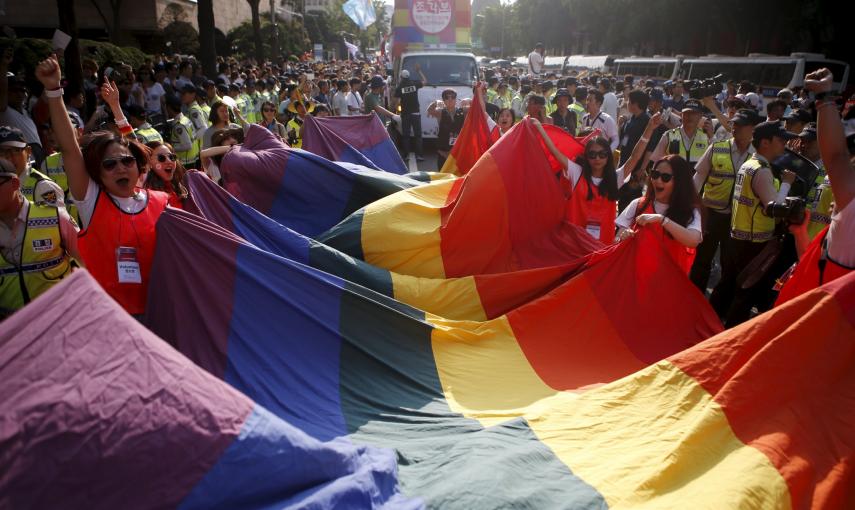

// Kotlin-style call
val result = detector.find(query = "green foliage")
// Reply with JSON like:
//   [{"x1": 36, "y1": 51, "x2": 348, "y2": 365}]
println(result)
[
  {"x1": 0, "y1": 37, "x2": 150, "y2": 74},
  {"x1": 227, "y1": 18, "x2": 311, "y2": 59},
  {"x1": 474, "y1": 0, "x2": 846, "y2": 61},
  {"x1": 304, "y1": 0, "x2": 389, "y2": 56}
]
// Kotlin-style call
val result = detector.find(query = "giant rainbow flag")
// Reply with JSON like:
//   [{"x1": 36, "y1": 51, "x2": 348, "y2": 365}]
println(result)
[{"x1": 302, "y1": 114, "x2": 408, "y2": 174}]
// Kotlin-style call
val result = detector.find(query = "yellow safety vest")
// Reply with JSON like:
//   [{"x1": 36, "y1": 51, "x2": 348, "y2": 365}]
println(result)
[
  {"x1": 286, "y1": 118, "x2": 303, "y2": 149},
  {"x1": 135, "y1": 126, "x2": 163, "y2": 144},
  {"x1": 570, "y1": 103, "x2": 585, "y2": 131},
  {"x1": 0, "y1": 202, "x2": 72, "y2": 312},
  {"x1": 702, "y1": 140, "x2": 738, "y2": 211},
  {"x1": 240, "y1": 93, "x2": 256, "y2": 123},
  {"x1": 171, "y1": 115, "x2": 200, "y2": 166},
  {"x1": 665, "y1": 127, "x2": 708, "y2": 164},
  {"x1": 20, "y1": 169, "x2": 57, "y2": 204},
  {"x1": 807, "y1": 174, "x2": 833, "y2": 240},
  {"x1": 201, "y1": 103, "x2": 211, "y2": 119},
  {"x1": 41, "y1": 153, "x2": 79, "y2": 223},
  {"x1": 731, "y1": 156, "x2": 780, "y2": 243}
]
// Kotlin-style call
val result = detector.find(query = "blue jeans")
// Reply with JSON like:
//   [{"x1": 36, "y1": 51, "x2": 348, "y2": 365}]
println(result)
[{"x1": 400, "y1": 113, "x2": 423, "y2": 157}]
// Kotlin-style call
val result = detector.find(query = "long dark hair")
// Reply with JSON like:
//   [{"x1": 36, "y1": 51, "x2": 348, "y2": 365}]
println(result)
[
  {"x1": 143, "y1": 140, "x2": 188, "y2": 199},
  {"x1": 576, "y1": 136, "x2": 619, "y2": 201},
  {"x1": 640, "y1": 154, "x2": 699, "y2": 228}
]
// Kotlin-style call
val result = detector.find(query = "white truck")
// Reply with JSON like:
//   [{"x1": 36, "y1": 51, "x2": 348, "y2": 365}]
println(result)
[{"x1": 393, "y1": 51, "x2": 480, "y2": 139}]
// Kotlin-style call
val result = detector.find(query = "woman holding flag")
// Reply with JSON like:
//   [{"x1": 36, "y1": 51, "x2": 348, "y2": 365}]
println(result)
[
  {"x1": 531, "y1": 113, "x2": 657, "y2": 244},
  {"x1": 615, "y1": 153, "x2": 703, "y2": 273}
]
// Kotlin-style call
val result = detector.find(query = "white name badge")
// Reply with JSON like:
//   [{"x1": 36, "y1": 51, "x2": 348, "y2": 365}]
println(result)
[
  {"x1": 585, "y1": 221, "x2": 601, "y2": 240},
  {"x1": 116, "y1": 246, "x2": 142, "y2": 284}
]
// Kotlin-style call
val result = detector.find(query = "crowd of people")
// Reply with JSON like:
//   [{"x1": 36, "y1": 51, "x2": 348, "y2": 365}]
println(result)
[{"x1": 0, "y1": 42, "x2": 853, "y2": 330}]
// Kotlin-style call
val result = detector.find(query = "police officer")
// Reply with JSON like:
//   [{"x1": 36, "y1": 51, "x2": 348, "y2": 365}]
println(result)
[
  {"x1": 0, "y1": 158, "x2": 78, "y2": 318},
  {"x1": 180, "y1": 84, "x2": 208, "y2": 145},
  {"x1": 126, "y1": 104, "x2": 163, "y2": 144},
  {"x1": 651, "y1": 98, "x2": 709, "y2": 168},
  {"x1": 427, "y1": 88, "x2": 466, "y2": 171},
  {"x1": 710, "y1": 121, "x2": 797, "y2": 326},
  {"x1": 550, "y1": 88, "x2": 577, "y2": 135},
  {"x1": 393, "y1": 66, "x2": 427, "y2": 161},
  {"x1": 0, "y1": 126, "x2": 64, "y2": 207},
  {"x1": 689, "y1": 109, "x2": 761, "y2": 293},
  {"x1": 796, "y1": 123, "x2": 832, "y2": 239},
  {"x1": 165, "y1": 95, "x2": 199, "y2": 168}
]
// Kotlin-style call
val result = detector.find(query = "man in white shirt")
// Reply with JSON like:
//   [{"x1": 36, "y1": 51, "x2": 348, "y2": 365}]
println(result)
[
  {"x1": 599, "y1": 78, "x2": 618, "y2": 121},
  {"x1": 581, "y1": 89, "x2": 619, "y2": 150},
  {"x1": 346, "y1": 78, "x2": 363, "y2": 115},
  {"x1": 527, "y1": 43, "x2": 545, "y2": 77},
  {"x1": 332, "y1": 80, "x2": 350, "y2": 116}
]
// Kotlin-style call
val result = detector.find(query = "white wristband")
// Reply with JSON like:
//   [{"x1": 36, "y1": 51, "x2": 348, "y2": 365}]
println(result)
[
  {"x1": 45, "y1": 87, "x2": 64, "y2": 99},
  {"x1": 662, "y1": 217, "x2": 670, "y2": 228}
]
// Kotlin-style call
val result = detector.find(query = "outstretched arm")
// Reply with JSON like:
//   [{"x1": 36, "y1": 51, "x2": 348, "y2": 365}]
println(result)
[
  {"x1": 35, "y1": 54, "x2": 89, "y2": 200},
  {"x1": 531, "y1": 118, "x2": 568, "y2": 168}
]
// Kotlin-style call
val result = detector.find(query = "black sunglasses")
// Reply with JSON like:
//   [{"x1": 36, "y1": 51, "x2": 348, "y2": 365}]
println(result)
[
  {"x1": 649, "y1": 169, "x2": 673, "y2": 183},
  {"x1": 157, "y1": 153, "x2": 177, "y2": 162},
  {"x1": 586, "y1": 150, "x2": 609, "y2": 159},
  {"x1": 102, "y1": 155, "x2": 137, "y2": 170}
]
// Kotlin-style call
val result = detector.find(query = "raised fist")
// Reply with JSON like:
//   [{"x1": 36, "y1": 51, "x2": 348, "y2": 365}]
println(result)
[{"x1": 35, "y1": 54, "x2": 62, "y2": 89}]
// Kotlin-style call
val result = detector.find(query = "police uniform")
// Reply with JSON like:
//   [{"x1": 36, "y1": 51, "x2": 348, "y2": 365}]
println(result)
[
  {"x1": 169, "y1": 113, "x2": 200, "y2": 168},
  {"x1": 710, "y1": 122, "x2": 799, "y2": 327},
  {"x1": 185, "y1": 101, "x2": 209, "y2": 142},
  {"x1": 0, "y1": 198, "x2": 74, "y2": 315},
  {"x1": 134, "y1": 122, "x2": 164, "y2": 144},
  {"x1": 688, "y1": 127, "x2": 756, "y2": 293},
  {"x1": 286, "y1": 117, "x2": 304, "y2": 149},
  {"x1": 663, "y1": 126, "x2": 709, "y2": 167},
  {"x1": 40, "y1": 153, "x2": 80, "y2": 223},
  {"x1": 807, "y1": 172, "x2": 832, "y2": 240}
]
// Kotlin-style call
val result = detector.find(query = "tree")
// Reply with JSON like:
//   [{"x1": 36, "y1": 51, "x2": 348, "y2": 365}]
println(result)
[
  {"x1": 197, "y1": 0, "x2": 217, "y2": 77},
  {"x1": 228, "y1": 19, "x2": 310, "y2": 60},
  {"x1": 88, "y1": 0, "x2": 126, "y2": 45},
  {"x1": 247, "y1": 0, "x2": 264, "y2": 63},
  {"x1": 163, "y1": 21, "x2": 200, "y2": 56}
]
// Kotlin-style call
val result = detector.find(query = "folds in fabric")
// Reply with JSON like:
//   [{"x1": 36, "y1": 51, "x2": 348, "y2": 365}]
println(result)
[
  {"x1": 220, "y1": 125, "x2": 422, "y2": 237},
  {"x1": 145, "y1": 207, "x2": 731, "y2": 508},
  {"x1": 302, "y1": 114, "x2": 407, "y2": 174},
  {"x1": 187, "y1": 172, "x2": 589, "y2": 321},
  {"x1": 0, "y1": 271, "x2": 419, "y2": 510},
  {"x1": 318, "y1": 117, "x2": 600, "y2": 278},
  {"x1": 439, "y1": 92, "x2": 494, "y2": 177}
]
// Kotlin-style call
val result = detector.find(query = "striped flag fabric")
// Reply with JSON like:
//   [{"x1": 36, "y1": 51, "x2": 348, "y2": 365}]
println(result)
[
  {"x1": 302, "y1": 114, "x2": 408, "y2": 174},
  {"x1": 145, "y1": 202, "x2": 855, "y2": 507},
  {"x1": 219, "y1": 125, "x2": 424, "y2": 237},
  {"x1": 318, "y1": 117, "x2": 600, "y2": 278},
  {"x1": 438, "y1": 91, "x2": 494, "y2": 177},
  {"x1": 0, "y1": 271, "x2": 419, "y2": 510}
]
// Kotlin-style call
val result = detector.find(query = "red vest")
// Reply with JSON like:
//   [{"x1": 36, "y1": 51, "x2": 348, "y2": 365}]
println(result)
[
  {"x1": 78, "y1": 188, "x2": 169, "y2": 315},
  {"x1": 565, "y1": 176, "x2": 617, "y2": 245},
  {"x1": 775, "y1": 226, "x2": 854, "y2": 306},
  {"x1": 634, "y1": 199, "x2": 696, "y2": 274}
]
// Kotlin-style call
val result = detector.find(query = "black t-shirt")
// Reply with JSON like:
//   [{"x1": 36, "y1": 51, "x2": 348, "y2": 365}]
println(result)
[
  {"x1": 550, "y1": 109, "x2": 577, "y2": 136},
  {"x1": 394, "y1": 78, "x2": 423, "y2": 114},
  {"x1": 437, "y1": 108, "x2": 466, "y2": 152}
]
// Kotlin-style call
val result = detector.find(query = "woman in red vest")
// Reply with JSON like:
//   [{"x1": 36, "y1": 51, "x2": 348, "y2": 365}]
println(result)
[
  {"x1": 615, "y1": 155, "x2": 703, "y2": 274},
  {"x1": 532, "y1": 114, "x2": 657, "y2": 244},
  {"x1": 144, "y1": 141, "x2": 188, "y2": 209},
  {"x1": 37, "y1": 54, "x2": 169, "y2": 317}
]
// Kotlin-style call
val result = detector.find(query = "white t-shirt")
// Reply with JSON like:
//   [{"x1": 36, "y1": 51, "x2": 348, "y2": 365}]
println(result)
[
  {"x1": 527, "y1": 51, "x2": 544, "y2": 76},
  {"x1": 828, "y1": 195, "x2": 855, "y2": 267},
  {"x1": 601, "y1": 92, "x2": 618, "y2": 122},
  {"x1": 565, "y1": 160, "x2": 628, "y2": 190},
  {"x1": 332, "y1": 92, "x2": 349, "y2": 116},
  {"x1": 346, "y1": 91, "x2": 363, "y2": 114},
  {"x1": 73, "y1": 179, "x2": 148, "y2": 230},
  {"x1": 143, "y1": 82, "x2": 166, "y2": 115},
  {"x1": 616, "y1": 198, "x2": 702, "y2": 233}
]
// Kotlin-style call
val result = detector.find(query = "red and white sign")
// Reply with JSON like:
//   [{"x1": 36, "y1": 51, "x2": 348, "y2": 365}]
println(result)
[{"x1": 411, "y1": 0, "x2": 453, "y2": 34}]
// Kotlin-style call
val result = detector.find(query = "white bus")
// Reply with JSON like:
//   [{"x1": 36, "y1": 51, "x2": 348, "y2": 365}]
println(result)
[
  {"x1": 613, "y1": 57, "x2": 683, "y2": 84},
  {"x1": 680, "y1": 54, "x2": 850, "y2": 97},
  {"x1": 563, "y1": 55, "x2": 621, "y2": 74}
]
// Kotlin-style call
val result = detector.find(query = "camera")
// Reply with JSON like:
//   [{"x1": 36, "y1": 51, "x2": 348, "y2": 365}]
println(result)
[
  {"x1": 688, "y1": 74, "x2": 725, "y2": 99},
  {"x1": 764, "y1": 197, "x2": 806, "y2": 224}
]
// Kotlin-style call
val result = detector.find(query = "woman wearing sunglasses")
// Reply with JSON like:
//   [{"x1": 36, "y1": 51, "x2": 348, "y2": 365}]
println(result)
[
  {"x1": 615, "y1": 154, "x2": 703, "y2": 273},
  {"x1": 258, "y1": 101, "x2": 287, "y2": 140},
  {"x1": 143, "y1": 141, "x2": 188, "y2": 209},
  {"x1": 36, "y1": 54, "x2": 170, "y2": 318},
  {"x1": 532, "y1": 114, "x2": 656, "y2": 244}
]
